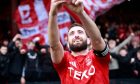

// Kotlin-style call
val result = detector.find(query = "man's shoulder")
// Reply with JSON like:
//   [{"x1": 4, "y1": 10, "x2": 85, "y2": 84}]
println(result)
[
  {"x1": 63, "y1": 51, "x2": 73, "y2": 60},
  {"x1": 88, "y1": 50, "x2": 95, "y2": 56},
  {"x1": 64, "y1": 51, "x2": 71, "y2": 56}
]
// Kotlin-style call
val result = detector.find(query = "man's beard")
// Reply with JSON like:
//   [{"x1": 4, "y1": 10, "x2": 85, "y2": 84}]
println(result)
[{"x1": 69, "y1": 40, "x2": 87, "y2": 52}]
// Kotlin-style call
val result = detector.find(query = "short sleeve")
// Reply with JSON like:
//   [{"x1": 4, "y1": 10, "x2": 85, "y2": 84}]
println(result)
[{"x1": 53, "y1": 51, "x2": 69, "y2": 71}]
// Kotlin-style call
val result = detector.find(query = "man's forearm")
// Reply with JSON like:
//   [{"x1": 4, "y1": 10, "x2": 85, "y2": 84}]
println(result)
[
  {"x1": 78, "y1": 11, "x2": 105, "y2": 50},
  {"x1": 48, "y1": 14, "x2": 60, "y2": 47},
  {"x1": 78, "y1": 11, "x2": 102, "y2": 41}
]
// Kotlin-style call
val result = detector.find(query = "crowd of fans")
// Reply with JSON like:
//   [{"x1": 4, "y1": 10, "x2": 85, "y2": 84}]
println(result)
[
  {"x1": 0, "y1": 34, "x2": 60, "y2": 84},
  {"x1": 0, "y1": 21, "x2": 140, "y2": 83},
  {"x1": 99, "y1": 21, "x2": 140, "y2": 79}
]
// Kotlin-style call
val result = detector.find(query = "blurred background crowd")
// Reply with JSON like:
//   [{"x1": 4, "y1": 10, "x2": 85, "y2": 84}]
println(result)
[{"x1": 0, "y1": 0, "x2": 140, "y2": 84}]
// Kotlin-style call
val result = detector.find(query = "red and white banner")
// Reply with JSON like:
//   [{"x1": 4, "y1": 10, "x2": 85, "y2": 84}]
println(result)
[
  {"x1": 65, "y1": 0, "x2": 125, "y2": 21},
  {"x1": 14, "y1": 0, "x2": 125, "y2": 46},
  {"x1": 14, "y1": 0, "x2": 71, "y2": 45}
]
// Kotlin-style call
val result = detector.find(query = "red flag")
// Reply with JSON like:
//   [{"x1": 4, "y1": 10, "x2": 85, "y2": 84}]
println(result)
[
  {"x1": 65, "y1": 0, "x2": 125, "y2": 21},
  {"x1": 14, "y1": 0, "x2": 125, "y2": 46},
  {"x1": 14, "y1": 0, "x2": 71, "y2": 46}
]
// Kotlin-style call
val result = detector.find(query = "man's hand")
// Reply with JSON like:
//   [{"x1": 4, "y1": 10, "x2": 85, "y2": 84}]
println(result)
[
  {"x1": 12, "y1": 34, "x2": 22, "y2": 42},
  {"x1": 65, "y1": 0, "x2": 84, "y2": 14},
  {"x1": 49, "y1": 0, "x2": 66, "y2": 15},
  {"x1": 20, "y1": 49, "x2": 26, "y2": 54},
  {"x1": 20, "y1": 77, "x2": 26, "y2": 84},
  {"x1": 40, "y1": 48, "x2": 47, "y2": 54}
]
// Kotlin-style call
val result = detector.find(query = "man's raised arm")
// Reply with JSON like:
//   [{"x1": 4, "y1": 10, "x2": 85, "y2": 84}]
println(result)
[
  {"x1": 66, "y1": 0, "x2": 106, "y2": 51},
  {"x1": 48, "y1": 0, "x2": 65, "y2": 64}
]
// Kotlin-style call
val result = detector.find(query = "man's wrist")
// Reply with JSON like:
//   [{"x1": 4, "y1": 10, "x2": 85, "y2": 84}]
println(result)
[
  {"x1": 49, "y1": 10, "x2": 58, "y2": 16},
  {"x1": 78, "y1": 10, "x2": 86, "y2": 17},
  {"x1": 77, "y1": 10, "x2": 88, "y2": 23}
]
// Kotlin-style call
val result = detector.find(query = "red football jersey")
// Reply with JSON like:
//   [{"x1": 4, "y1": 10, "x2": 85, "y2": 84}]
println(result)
[{"x1": 53, "y1": 50, "x2": 110, "y2": 84}]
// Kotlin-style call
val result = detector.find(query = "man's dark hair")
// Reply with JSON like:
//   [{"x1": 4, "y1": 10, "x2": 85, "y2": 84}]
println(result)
[
  {"x1": 0, "y1": 45, "x2": 7, "y2": 48},
  {"x1": 68, "y1": 23, "x2": 89, "y2": 37},
  {"x1": 69, "y1": 23, "x2": 84, "y2": 31}
]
